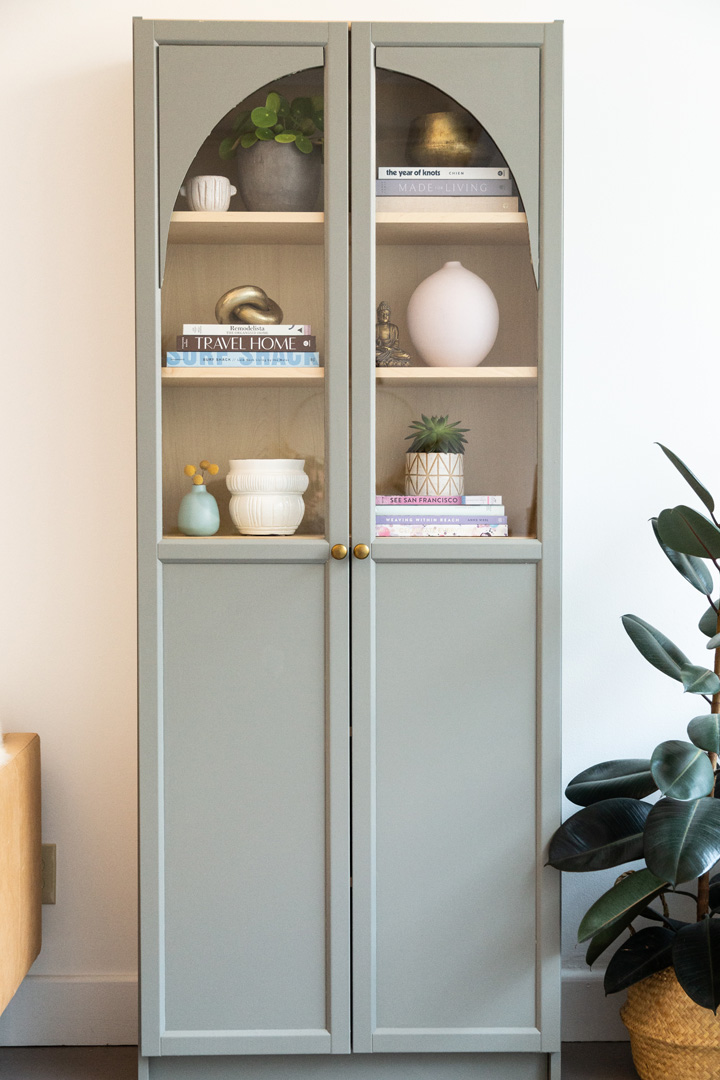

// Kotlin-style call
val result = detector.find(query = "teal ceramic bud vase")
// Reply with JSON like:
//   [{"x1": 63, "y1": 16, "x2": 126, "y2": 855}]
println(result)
[{"x1": 178, "y1": 485, "x2": 220, "y2": 536}]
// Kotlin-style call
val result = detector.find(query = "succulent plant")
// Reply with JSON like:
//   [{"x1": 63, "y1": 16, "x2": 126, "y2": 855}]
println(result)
[
  {"x1": 219, "y1": 92, "x2": 324, "y2": 158},
  {"x1": 405, "y1": 415, "x2": 468, "y2": 455}
]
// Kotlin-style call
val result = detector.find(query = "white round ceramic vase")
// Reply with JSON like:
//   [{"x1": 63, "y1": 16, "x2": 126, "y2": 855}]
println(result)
[
  {"x1": 406, "y1": 260, "x2": 499, "y2": 367},
  {"x1": 226, "y1": 459, "x2": 309, "y2": 535}
]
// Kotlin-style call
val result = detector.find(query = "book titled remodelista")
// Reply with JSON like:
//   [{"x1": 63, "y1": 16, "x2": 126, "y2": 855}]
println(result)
[
  {"x1": 376, "y1": 495, "x2": 503, "y2": 506},
  {"x1": 182, "y1": 323, "x2": 310, "y2": 335},
  {"x1": 166, "y1": 352, "x2": 320, "y2": 367},
  {"x1": 376, "y1": 506, "x2": 505, "y2": 519}
]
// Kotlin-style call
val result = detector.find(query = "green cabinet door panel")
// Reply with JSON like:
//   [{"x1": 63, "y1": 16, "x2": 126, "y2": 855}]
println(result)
[{"x1": 160, "y1": 562, "x2": 343, "y2": 1055}]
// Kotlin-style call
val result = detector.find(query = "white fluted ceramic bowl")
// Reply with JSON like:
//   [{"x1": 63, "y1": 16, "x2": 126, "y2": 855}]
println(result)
[{"x1": 226, "y1": 459, "x2": 309, "y2": 535}]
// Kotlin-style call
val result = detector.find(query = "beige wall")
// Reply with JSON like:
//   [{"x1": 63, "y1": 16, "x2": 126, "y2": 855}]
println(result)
[{"x1": 1, "y1": 0, "x2": 719, "y2": 1045}]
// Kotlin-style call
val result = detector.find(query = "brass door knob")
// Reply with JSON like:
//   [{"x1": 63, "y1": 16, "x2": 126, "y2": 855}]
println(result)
[
  {"x1": 331, "y1": 544, "x2": 348, "y2": 560},
  {"x1": 353, "y1": 544, "x2": 370, "y2": 560}
]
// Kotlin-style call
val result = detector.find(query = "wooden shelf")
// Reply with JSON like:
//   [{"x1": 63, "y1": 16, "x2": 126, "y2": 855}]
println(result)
[
  {"x1": 376, "y1": 366, "x2": 536, "y2": 386},
  {"x1": 376, "y1": 211, "x2": 529, "y2": 245},
  {"x1": 168, "y1": 210, "x2": 528, "y2": 247},
  {"x1": 169, "y1": 211, "x2": 324, "y2": 245},
  {"x1": 162, "y1": 367, "x2": 324, "y2": 388}
]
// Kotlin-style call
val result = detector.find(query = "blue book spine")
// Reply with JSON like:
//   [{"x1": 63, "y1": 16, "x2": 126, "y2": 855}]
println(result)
[{"x1": 166, "y1": 352, "x2": 320, "y2": 367}]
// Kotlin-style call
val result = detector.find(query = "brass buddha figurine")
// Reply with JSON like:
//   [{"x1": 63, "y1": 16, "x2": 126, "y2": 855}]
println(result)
[{"x1": 375, "y1": 300, "x2": 412, "y2": 367}]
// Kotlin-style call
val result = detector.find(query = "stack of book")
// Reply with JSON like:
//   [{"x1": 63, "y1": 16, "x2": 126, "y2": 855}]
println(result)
[
  {"x1": 376, "y1": 166, "x2": 518, "y2": 213},
  {"x1": 166, "y1": 323, "x2": 319, "y2": 368},
  {"x1": 375, "y1": 495, "x2": 508, "y2": 537}
]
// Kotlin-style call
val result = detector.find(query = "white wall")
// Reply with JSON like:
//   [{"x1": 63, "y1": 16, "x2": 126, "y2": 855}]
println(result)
[{"x1": 1, "y1": 0, "x2": 718, "y2": 1047}]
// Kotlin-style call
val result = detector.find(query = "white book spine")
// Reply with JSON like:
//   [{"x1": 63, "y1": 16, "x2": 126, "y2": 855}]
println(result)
[
  {"x1": 181, "y1": 323, "x2": 310, "y2": 335},
  {"x1": 378, "y1": 166, "x2": 510, "y2": 180}
]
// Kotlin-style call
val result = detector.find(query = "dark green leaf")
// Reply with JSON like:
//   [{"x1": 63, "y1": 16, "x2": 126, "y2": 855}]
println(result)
[
  {"x1": 621, "y1": 614, "x2": 690, "y2": 682},
  {"x1": 578, "y1": 869, "x2": 668, "y2": 944},
  {"x1": 707, "y1": 634, "x2": 720, "y2": 650},
  {"x1": 313, "y1": 108, "x2": 324, "y2": 131},
  {"x1": 656, "y1": 506, "x2": 720, "y2": 560},
  {"x1": 239, "y1": 132, "x2": 258, "y2": 148},
  {"x1": 687, "y1": 715, "x2": 720, "y2": 755},
  {"x1": 700, "y1": 604, "x2": 720, "y2": 638},
  {"x1": 265, "y1": 92, "x2": 281, "y2": 113},
  {"x1": 644, "y1": 797, "x2": 720, "y2": 884},
  {"x1": 651, "y1": 518, "x2": 714, "y2": 594},
  {"x1": 709, "y1": 874, "x2": 720, "y2": 912},
  {"x1": 250, "y1": 105, "x2": 277, "y2": 129},
  {"x1": 290, "y1": 96, "x2": 313, "y2": 119},
  {"x1": 657, "y1": 444, "x2": 715, "y2": 515},
  {"x1": 603, "y1": 926, "x2": 675, "y2": 994},
  {"x1": 680, "y1": 664, "x2": 720, "y2": 695},
  {"x1": 672, "y1": 918, "x2": 720, "y2": 1011},
  {"x1": 651, "y1": 740, "x2": 716, "y2": 800},
  {"x1": 255, "y1": 127, "x2": 275, "y2": 140},
  {"x1": 295, "y1": 134, "x2": 313, "y2": 154},
  {"x1": 548, "y1": 798, "x2": 651, "y2": 872},
  {"x1": 565, "y1": 759, "x2": 656, "y2": 806},
  {"x1": 639, "y1": 906, "x2": 687, "y2": 932}
]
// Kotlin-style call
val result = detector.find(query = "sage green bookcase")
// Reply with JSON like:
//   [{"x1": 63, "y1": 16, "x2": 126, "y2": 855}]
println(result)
[{"x1": 134, "y1": 19, "x2": 563, "y2": 1080}]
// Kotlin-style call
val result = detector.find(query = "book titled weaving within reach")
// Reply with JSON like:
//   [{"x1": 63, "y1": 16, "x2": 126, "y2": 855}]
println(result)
[
  {"x1": 375, "y1": 515, "x2": 507, "y2": 526},
  {"x1": 166, "y1": 352, "x2": 320, "y2": 367}
]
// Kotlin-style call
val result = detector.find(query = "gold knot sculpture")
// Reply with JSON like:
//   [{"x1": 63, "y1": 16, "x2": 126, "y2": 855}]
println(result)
[
  {"x1": 375, "y1": 300, "x2": 411, "y2": 366},
  {"x1": 215, "y1": 285, "x2": 284, "y2": 325}
]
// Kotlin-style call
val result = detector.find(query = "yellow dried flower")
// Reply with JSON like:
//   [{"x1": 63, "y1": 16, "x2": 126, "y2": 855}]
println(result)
[
  {"x1": 199, "y1": 460, "x2": 210, "y2": 470},
  {"x1": 208, "y1": 464, "x2": 219, "y2": 475},
  {"x1": 184, "y1": 464, "x2": 196, "y2": 477},
  {"x1": 192, "y1": 474, "x2": 204, "y2": 485}
]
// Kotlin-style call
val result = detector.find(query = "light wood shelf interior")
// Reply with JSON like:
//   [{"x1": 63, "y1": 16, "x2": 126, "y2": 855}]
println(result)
[
  {"x1": 161, "y1": 367, "x2": 536, "y2": 387},
  {"x1": 168, "y1": 210, "x2": 528, "y2": 247}
]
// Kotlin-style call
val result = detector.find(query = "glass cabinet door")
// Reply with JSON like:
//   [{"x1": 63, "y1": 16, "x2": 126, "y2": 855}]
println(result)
[{"x1": 350, "y1": 22, "x2": 561, "y2": 1063}]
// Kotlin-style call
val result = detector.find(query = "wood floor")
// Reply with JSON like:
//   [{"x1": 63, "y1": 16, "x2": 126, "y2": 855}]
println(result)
[{"x1": 0, "y1": 1043, "x2": 638, "y2": 1078}]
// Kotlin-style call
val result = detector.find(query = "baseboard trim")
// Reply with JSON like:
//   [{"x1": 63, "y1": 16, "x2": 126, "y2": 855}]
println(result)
[
  {"x1": 562, "y1": 968, "x2": 629, "y2": 1042},
  {"x1": 0, "y1": 974, "x2": 138, "y2": 1045}
]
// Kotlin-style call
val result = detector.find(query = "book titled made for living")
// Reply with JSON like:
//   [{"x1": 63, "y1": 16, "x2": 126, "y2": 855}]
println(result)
[{"x1": 166, "y1": 352, "x2": 320, "y2": 367}]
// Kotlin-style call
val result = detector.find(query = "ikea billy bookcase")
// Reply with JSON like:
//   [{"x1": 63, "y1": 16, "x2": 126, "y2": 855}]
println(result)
[{"x1": 134, "y1": 19, "x2": 563, "y2": 1080}]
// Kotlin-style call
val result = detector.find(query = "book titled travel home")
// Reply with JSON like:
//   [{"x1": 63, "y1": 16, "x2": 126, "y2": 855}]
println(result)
[
  {"x1": 376, "y1": 495, "x2": 503, "y2": 506},
  {"x1": 376, "y1": 178, "x2": 512, "y2": 197},
  {"x1": 378, "y1": 166, "x2": 510, "y2": 180},
  {"x1": 182, "y1": 323, "x2": 310, "y2": 335},
  {"x1": 177, "y1": 335, "x2": 316, "y2": 352},
  {"x1": 166, "y1": 352, "x2": 320, "y2": 367},
  {"x1": 376, "y1": 523, "x2": 509, "y2": 537},
  {"x1": 376, "y1": 515, "x2": 507, "y2": 526}
]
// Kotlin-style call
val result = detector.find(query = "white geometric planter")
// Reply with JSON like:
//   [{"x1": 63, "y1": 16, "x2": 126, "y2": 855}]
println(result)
[
  {"x1": 226, "y1": 459, "x2": 309, "y2": 535},
  {"x1": 404, "y1": 452, "x2": 464, "y2": 497}
]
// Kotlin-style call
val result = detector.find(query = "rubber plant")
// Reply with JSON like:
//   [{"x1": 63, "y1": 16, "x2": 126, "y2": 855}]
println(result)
[{"x1": 548, "y1": 443, "x2": 720, "y2": 1011}]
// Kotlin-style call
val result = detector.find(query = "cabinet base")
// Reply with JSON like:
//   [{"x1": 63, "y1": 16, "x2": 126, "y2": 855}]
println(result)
[{"x1": 140, "y1": 1051, "x2": 550, "y2": 1080}]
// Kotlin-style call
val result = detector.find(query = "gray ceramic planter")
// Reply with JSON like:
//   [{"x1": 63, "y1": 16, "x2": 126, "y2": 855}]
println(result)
[{"x1": 236, "y1": 140, "x2": 322, "y2": 212}]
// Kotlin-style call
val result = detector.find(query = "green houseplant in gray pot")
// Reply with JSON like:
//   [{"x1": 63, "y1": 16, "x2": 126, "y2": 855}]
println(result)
[
  {"x1": 549, "y1": 444, "x2": 720, "y2": 1079},
  {"x1": 219, "y1": 91, "x2": 323, "y2": 212}
]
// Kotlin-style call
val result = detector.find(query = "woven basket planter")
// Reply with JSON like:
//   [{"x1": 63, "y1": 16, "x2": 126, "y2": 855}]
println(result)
[{"x1": 621, "y1": 968, "x2": 720, "y2": 1080}]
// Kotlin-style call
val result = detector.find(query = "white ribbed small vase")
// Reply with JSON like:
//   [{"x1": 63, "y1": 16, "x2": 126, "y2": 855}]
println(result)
[
  {"x1": 405, "y1": 452, "x2": 464, "y2": 497},
  {"x1": 179, "y1": 174, "x2": 237, "y2": 211},
  {"x1": 226, "y1": 459, "x2": 309, "y2": 535}
]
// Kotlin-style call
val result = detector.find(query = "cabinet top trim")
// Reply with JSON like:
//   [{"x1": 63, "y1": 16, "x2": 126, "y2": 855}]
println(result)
[{"x1": 144, "y1": 19, "x2": 333, "y2": 46}]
